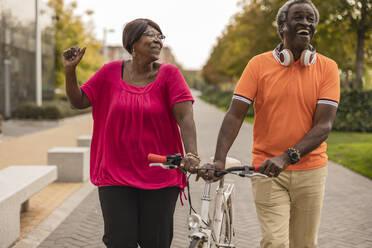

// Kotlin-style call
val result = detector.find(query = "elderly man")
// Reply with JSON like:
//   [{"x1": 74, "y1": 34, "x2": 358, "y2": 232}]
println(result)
[{"x1": 199, "y1": 0, "x2": 340, "y2": 247}]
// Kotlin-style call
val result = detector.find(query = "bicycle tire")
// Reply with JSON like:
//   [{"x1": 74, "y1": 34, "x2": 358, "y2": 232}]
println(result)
[{"x1": 189, "y1": 237, "x2": 205, "y2": 248}]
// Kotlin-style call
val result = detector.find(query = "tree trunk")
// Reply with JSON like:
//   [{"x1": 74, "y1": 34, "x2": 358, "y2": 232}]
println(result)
[
  {"x1": 354, "y1": 28, "x2": 365, "y2": 90},
  {"x1": 353, "y1": 0, "x2": 368, "y2": 90}
]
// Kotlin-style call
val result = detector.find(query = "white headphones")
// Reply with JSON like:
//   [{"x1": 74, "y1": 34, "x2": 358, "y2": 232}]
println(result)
[{"x1": 274, "y1": 44, "x2": 316, "y2": 67}]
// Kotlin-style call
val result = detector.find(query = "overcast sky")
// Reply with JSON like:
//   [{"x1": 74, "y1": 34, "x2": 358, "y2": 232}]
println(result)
[{"x1": 64, "y1": 0, "x2": 242, "y2": 70}]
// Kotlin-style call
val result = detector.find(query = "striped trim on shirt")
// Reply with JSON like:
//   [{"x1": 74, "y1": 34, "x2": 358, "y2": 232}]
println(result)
[
  {"x1": 317, "y1": 99, "x2": 339, "y2": 108},
  {"x1": 232, "y1": 94, "x2": 253, "y2": 104}
]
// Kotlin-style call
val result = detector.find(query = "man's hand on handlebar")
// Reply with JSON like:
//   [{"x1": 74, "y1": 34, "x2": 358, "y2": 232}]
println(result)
[
  {"x1": 196, "y1": 160, "x2": 225, "y2": 182},
  {"x1": 259, "y1": 153, "x2": 290, "y2": 177}
]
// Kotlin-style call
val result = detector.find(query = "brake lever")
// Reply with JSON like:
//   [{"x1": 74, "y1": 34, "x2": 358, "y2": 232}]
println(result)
[
  {"x1": 149, "y1": 163, "x2": 187, "y2": 174},
  {"x1": 244, "y1": 172, "x2": 268, "y2": 178},
  {"x1": 237, "y1": 166, "x2": 268, "y2": 178},
  {"x1": 149, "y1": 163, "x2": 178, "y2": 169}
]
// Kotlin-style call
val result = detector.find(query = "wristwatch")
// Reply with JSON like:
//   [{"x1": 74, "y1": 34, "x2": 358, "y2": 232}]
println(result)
[{"x1": 287, "y1": 148, "x2": 301, "y2": 164}]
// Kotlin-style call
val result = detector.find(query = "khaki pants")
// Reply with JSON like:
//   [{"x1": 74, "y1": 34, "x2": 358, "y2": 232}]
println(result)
[{"x1": 251, "y1": 166, "x2": 327, "y2": 248}]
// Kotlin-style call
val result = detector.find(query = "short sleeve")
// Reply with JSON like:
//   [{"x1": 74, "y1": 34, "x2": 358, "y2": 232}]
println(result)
[
  {"x1": 233, "y1": 56, "x2": 260, "y2": 104},
  {"x1": 167, "y1": 66, "x2": 194, "y2": 107},
  {"x1": 318, "y1": 59, "x2": 340, "y2": 107},
  {"x1": 80, "y1": 65, "x2": 106, "y2": 106}
]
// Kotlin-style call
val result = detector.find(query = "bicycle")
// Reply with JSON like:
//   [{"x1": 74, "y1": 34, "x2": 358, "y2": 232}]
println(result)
[{"x1": 148, "y1": 153, "x2": 267, "y2": 248}]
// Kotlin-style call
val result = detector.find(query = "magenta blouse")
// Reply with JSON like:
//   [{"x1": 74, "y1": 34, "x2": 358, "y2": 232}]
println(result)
[{"x1": 81, "y1": 61, "x2": 194, "y2": 189}]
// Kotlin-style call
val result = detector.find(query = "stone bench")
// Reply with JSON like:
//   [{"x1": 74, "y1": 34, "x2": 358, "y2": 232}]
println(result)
[
  {"x1": 0, "y1": 165, "x2": 57, "y2": 248},
  {"x1": 48, "y1": 147, "x2": 90, "y2": 182},
  {"x1": 77, "y1": 135, "x2": 92, "y2": 147}
]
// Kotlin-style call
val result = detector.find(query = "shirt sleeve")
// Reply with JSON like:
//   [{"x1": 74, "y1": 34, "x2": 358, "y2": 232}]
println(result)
[
  {"x1": 80, "y1": 65, "x2": 107, "y2": 106},
  {"x1": 233, "y1": 56, "x2": 260, "y2": 104},
  {"x1": 167, "y1": 66, "x2": 194, "y2": 107},
  {"x1": 318, "y1": 59, "x2": 340, "y2": 107}
]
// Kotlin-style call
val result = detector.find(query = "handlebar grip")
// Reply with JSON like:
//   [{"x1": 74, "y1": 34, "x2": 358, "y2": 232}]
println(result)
[
  {"x1": 214, "y1": 171, "x2": 228, "y2": 177},
  {"x1": 148, "y1": 153, "x2": 167, "y2": 163},
  {"x1": 253, "y1": 164, "x2": 260, "y2": 172}
]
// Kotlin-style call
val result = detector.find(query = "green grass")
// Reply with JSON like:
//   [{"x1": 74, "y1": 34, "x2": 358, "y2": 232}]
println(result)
[
  {"x1": 241, "y1": 116, "x2": 371, "y2": 180},
  {"x1": 245, "y1": 116, "x2": 255, "y2": 123},
  {"x1": 326, "y1": 132, "x2": 372, "y2": 179}
]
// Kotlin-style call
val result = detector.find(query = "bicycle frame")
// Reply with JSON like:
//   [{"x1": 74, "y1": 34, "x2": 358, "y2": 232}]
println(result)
[
  {"x1": 189, "y1": 169, "x2": 236, "y2": 248},
  {"x1": 147, "y1": 153, "x2": 265, "y2": 248},
  {"x1": 213, "y1": 178, "x2": 234, "y2": 246}
]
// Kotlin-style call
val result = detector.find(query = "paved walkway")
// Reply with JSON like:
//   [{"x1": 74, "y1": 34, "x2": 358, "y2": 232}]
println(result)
[
  {"x1": 10, "y1": 91, "x2": 372, "y2": 247},
  {"x1": 0, "y1": 114, "x2": 94, "y2": 239}
]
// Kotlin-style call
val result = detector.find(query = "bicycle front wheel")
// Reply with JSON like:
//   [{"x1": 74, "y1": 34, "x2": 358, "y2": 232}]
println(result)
[{"x1": 189, "y1": 236, "x2": 205, "y2": 248}]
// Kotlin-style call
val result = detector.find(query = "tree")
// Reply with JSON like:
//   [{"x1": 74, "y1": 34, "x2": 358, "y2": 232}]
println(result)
[
  {"x1": 202, "y1": 0, "x2": 281, "y2": 86},
  {"x1": 313, "y1": 0, "x2": 372, "y2": 90},
  {"x1": 202, "y1": 0, "x2": 372, "y2": 90},
  {"x1": 48, "y1": 0, "x2": 103, "y2": 89}
]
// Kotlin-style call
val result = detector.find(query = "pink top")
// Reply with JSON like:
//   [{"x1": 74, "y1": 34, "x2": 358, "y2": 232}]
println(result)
[{"x1": 81, "y1": 61, "x2": 193, "y2": 189}]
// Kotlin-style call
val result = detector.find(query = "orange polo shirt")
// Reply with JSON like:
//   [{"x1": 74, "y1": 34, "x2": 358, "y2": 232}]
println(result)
[{"x1": 234, "y1": 51, "x2": 340, "y2": 171}]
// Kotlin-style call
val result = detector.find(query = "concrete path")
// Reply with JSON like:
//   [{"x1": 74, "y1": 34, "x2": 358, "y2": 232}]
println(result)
[
  {"x1": 14, "y1": 91, "x2": 372, "y2": 247},
  {"x1": 0, "y1": 113, "x2": 94, "y2": 244}
]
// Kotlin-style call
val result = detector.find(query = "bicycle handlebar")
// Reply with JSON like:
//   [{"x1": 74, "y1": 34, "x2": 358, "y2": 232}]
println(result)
[
  {"x1": 148, "y1": 153, "x2": 266, "y2": 178},
  {"x1": 148, "y1": 153, "x2": 182, "y2": 166},
  {"x1": 214, "y1": 165, "x2": 258, "y2": 177}
]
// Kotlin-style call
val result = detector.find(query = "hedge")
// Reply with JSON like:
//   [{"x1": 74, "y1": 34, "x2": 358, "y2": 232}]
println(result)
[
  {"x1": 333, "y1": 90, "x2": 372, "y2": 132},
  {"x1": 200, "y1": 86, "x2": 254, "y2": 118},
  {"x1": 12, "y1": 100, "x2": 91, "y2": 120},
  {"x1": 200, "y1": 86, "x2": 372, "y2": 132}
]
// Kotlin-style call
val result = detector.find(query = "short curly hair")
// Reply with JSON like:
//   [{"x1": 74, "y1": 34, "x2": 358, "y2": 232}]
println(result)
[
  {"x1": 122, "y1": 18, "x2": 163, "y2": 54},
  {"x1": 276, "y1": 0, "x2": 319, "y2": 40}
]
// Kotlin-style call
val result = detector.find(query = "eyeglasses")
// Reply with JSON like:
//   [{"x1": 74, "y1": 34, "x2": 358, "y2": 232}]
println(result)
[{"x1": 142, "y1": 31, "x2": 166, "y2": 41}]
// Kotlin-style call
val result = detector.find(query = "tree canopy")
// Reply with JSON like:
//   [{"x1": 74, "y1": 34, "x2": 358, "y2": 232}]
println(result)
[
  {"x1": 203, "y1": 0, "x2": 372, "y2": 90},
  {"x1": 48, "y1": 0, "x2": 103, "y2": 89}
]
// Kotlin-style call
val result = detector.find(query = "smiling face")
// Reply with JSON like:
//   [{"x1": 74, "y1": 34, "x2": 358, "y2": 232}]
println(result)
[
  {"x1": 132, "y1": 25, "x2": 163, "y2": 62},
  {"x1": 281, "y1": 3, "x2": 316, "y2": 53}
]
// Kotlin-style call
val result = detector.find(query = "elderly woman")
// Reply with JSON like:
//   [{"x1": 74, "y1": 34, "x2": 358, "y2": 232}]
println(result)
[{"x1": 62, "y1": 18, "x2": 199, "y2": 248}]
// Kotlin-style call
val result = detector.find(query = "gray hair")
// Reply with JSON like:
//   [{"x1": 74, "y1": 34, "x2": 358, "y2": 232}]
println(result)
[{"x1": 276, "y1": 0, "x2": 320, "y2": 40}]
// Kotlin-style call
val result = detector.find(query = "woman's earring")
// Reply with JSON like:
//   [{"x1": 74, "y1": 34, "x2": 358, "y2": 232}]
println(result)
[{"x1": 132, "y1": 49, "x2": 136, "y2": 58}]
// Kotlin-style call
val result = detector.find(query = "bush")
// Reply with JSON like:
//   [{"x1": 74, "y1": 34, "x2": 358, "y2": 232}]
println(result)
[
  {"x1": 201, "y1": 87, "x2": 372, "y2": 132},
  {"x1": 42, "y1": 105, "x2": 63, "y2": 119},
  {"x1": 13, "y1": 101, "x2": 91, "y2": 120},
  {"x1": 200, "y1": 85, "x2": 254, "y2": 117},
  {"x1": 333, "y1": 90, "x2": 372, "y2": 132}
]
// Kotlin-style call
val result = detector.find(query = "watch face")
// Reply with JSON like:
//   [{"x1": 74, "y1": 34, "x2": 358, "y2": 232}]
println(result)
[
  {"x1": 291, "y1": 153, "x2": 299, "y2": 160},
  {"x1": 288, "y1": 149, "x2": 300, "y2": 164}
]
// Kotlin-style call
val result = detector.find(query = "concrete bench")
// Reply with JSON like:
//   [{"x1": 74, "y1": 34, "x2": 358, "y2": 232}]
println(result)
[
  {"x1": 0, "y1": 165, "x2": 57, "y2": 248},
  {"x1": 48, "y1": 147, "x2": 90, "y2": 182},
  {"x1": 77, "y1": 135, "x2": 92, "y2": 147}
]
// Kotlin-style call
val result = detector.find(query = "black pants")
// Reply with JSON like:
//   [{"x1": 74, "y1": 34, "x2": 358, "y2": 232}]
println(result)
[{"x1": 98, "y1": 186, "x2": 180, "y2": 248}]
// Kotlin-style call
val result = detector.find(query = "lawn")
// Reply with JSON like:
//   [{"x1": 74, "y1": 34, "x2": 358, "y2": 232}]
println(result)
[
  {"x1": 245, "y1": 118, "x2": 372, "y2": 179},
  {"x1": 326, "y1": 131, "x2": 372, "y2": 179}
]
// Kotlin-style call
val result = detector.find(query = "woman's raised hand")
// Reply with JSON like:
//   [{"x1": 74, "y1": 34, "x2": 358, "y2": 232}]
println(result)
[{"x1": 62, "y1": 46, "x2": 86, "y2": 70}]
